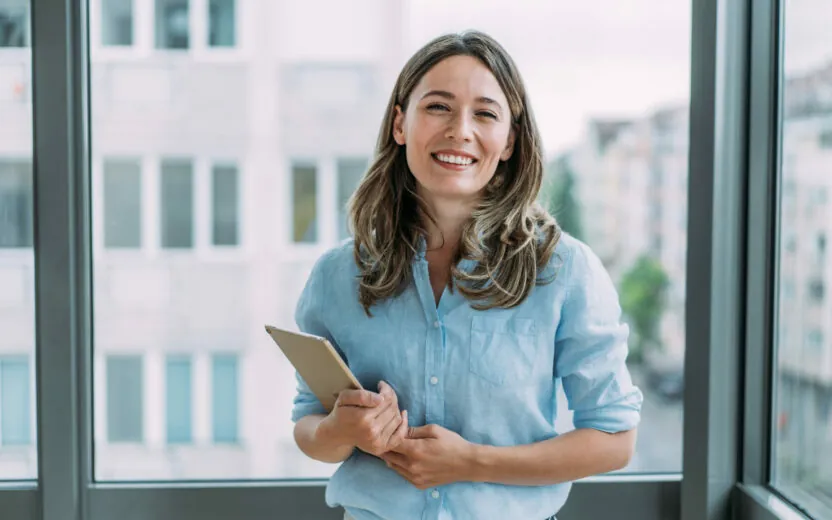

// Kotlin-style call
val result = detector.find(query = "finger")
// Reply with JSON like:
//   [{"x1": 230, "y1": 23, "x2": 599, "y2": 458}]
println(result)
[
  {"x1": 386, "y1": 410, "x2": 408, "y2": 450},
  {"x1": 372, "y1": 399, "x2": 399, "y2": 431},
  {"x1": 371, "y1": 391, "x2": 396, "y2": 419},
  {"x1": 338, "y1": 389, "x2": 383, "y2": 408},
  {"x1": 378, "y1": 408, "x2": 403, "y2": 448},
  {"x1": 381, "y1": 450, "x2": 408, "y2": 467},
  {"x1": 407, "y1": 424, "x2": 438, "y2": 439}
]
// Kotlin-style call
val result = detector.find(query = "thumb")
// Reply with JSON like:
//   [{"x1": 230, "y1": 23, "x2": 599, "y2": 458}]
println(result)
[{"x1": 407, "y1": 424, "x2": 438, "y2": 439}]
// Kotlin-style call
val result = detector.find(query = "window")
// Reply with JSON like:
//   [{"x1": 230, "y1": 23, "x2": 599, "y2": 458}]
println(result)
[
  {"x1": 211, "y1": 164, "x2": 239, "y2": 246},
  {"x1": 101, "y1": 0, "x2": 133, "y2": 46},
  {"x1": 291, "y1": 163, "x2": 317, "y2": 244},
  {"x1": 336, "y1": 158, "x2": 366, "y2": 241},
  {"x1": 0, "y1": 0, "x2": 27, "y2": 47},
  {"x1": 155, "y1": 0, "x2": 189, "y2": 50},
  {"x1": 165, "y1": 356, "x2": 192, "y2": 444},
  {"x1": 103, "y1": 158, "x2": 142, "y2": 248},
  {"x1": 211, "y1": 354, "x2": 238, "y2": 444},
  {"x1": 208, "y1": 0, "x2": 234, "y2": 48},
  {"x1": 0, "y1": 357, "x2": 30, "y2": 446},
  {"x1": 106, "y1": 356, "x2": 143, "y2": 443},
  {"x1": 160, "y1": 159, "x2": 194, "y2": 249},
  {"x1": 773, "y1": 1, "x2": 832, "y2": 515},
  {"x1": 0, "y1": 160, "x2": 32, "y2": 248}
]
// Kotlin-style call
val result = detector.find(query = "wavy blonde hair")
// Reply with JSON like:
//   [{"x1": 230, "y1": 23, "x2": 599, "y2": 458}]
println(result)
[{"x1": 349, "y1": 31, "x2": 561, "y2": 315}]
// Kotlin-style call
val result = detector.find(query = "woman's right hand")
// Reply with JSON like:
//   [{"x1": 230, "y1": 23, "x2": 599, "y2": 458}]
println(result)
[{"x1": 317, "y1": 381, "x2": 408, "y2": 457}]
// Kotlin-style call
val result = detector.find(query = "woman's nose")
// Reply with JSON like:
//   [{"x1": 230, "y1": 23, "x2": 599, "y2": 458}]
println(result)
[{"x1": 445, "y1": 113, "x2": 474, "y2": 142}]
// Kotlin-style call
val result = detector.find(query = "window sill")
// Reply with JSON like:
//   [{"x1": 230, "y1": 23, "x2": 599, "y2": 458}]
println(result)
[{"x1": 736, "y1": 484, "x2": 831, "y2": 520}]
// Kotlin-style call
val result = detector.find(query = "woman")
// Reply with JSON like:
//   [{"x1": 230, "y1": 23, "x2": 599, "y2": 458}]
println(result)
[{"x1": 291, "y1": 31, "x2": 643, "y2": 520}]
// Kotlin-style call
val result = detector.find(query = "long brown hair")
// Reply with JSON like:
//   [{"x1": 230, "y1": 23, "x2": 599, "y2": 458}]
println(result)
[{"x1": 349, "y1": 30, "x2": 561, "y2": 315}]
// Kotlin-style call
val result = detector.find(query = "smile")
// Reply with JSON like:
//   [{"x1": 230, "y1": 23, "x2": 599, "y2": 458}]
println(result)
[{"x1": 431, "y1": 153, "x2": 477, "y2": 169}]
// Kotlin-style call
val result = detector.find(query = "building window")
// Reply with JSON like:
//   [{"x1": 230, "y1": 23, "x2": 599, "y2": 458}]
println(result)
[
  {"x1": 0, "y1": 0, "x2": 27, "y2": 48},
  {"x1": 165, "y1": 356, "x2": 192, "y2": 444},
  {"x1": 819, "y1": 130, "x2": 832, "y2": 149},
  {"x1": 291, "y1": 163, "x2": 317, "y2": 244},
  {"x1": 211, "y1": 354, "x2": 238, "y2": 443},
  {"x1": 160, "y1": 159, "x2": 194, "y2": 249},
  {"x1": 101, "y1": 0, "x2": 133, "y2": 46},
  {"x1": 208, "y1": 0, "x2": 234, "y2": 48},
  {"x1": 806, "y1": 330, "x2": 824, "y2": 353},
  {"x1": 808, "y1": 279, "x2": 825, "y2": 303},
  {"x1": 211, "y1": 164, "x2": 239, "y2": 246},
  {"x1": 155, "y1": 0, "x2": 189, "y2": 50},
  {"x1": 106, "y1": 356, "x2": 143, "y2": 443},
  {"x1": 0, "y1": 357, "x2": 30, "y2": 446},
  {"x1": 336, "y1": 158, "x2": 366, "y2": 241},
  {"x1": 103, "y1": 158, "x2": 142, "y2": 248},
  {"x1": 0, "y1": 160, "x2": 32, "y2": 248}
]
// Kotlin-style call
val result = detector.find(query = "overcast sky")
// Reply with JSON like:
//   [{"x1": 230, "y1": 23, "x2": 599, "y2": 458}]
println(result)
[{"x1": 403, "y1": 0, "x2": 832, "y2": 155}]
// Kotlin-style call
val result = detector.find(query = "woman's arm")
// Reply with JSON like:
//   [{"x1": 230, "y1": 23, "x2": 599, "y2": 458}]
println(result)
[
  {"x1": 469, "y1": 427, "x2": 637, "y2": 486},
  {"x1": 294, "y1": 414, "x2": 356, "y2": 463}
]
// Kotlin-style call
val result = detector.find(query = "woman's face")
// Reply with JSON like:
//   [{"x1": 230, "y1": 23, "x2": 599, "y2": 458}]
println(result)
[{"x1": 393, "y1": 55, "x2": 515, "y2": 205}]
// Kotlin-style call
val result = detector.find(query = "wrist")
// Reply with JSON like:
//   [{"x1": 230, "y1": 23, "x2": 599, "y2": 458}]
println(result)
[
  {"x1": 314, "y1": 416, "x2": 352, "y2": 451},
  {"x1": 466, "y1": 442, "x2": 495, "y2": 483}
]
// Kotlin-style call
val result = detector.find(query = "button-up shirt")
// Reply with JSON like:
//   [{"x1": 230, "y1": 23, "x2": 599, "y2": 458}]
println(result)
[{"x1": 291, "y1": 233, "x2": 643, "y2": 520}]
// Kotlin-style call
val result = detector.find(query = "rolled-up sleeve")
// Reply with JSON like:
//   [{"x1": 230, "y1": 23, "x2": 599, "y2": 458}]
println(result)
[
  {"x1": 290, "y1": 253, "x2": 342, "y2": 423},
  {"x1": 554, "y1": 241, "x2": 643, "y2": 433}
]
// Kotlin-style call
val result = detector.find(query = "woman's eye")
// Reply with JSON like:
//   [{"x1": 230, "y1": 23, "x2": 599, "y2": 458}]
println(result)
[
  {"x1": 426, "y1": 103, "x2": 450, "y2": 112},
  {"x1": 477, "y1": 111, "x2": 498, "y2": 120}
]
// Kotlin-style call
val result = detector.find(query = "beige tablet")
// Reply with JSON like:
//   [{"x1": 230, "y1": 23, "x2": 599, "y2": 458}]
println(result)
[{"x1": 264, "y1": 325, "x2": 363, "y2": 412}]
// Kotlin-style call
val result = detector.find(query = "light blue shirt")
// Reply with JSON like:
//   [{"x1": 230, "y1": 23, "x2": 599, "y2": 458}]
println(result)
[{"x1": 292, "y1": 233, "x2": 643, "y2": 520}]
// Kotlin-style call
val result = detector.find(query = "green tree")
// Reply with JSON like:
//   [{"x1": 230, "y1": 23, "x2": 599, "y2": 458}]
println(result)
[
  {"x1": 619, "y1": 255, "x2": 670, "y2": 363},
  {"x1": 544, "y1": 156, "x2": 584, "y2": 240}
]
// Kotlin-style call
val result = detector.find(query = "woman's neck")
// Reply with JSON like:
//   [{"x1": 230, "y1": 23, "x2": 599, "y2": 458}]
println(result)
[{"x1": 419, "y1": 195, "x2": 474, "y2": 255}]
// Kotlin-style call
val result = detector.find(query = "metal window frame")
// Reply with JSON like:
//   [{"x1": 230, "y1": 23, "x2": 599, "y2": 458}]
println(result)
[{"x1": 2, "y1": 0, "x2": 774, "y2": 519}]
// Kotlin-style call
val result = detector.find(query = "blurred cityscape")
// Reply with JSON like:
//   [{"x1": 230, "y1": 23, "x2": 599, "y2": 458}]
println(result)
[{"x1": 0, "y1": 0, "x2": 828, "y2": 506}]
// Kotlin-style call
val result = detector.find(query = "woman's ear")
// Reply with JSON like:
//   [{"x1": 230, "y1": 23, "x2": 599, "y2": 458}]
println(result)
[
  {"x1": 500, "y1": 125, "x2": 516, "y2": 161},
  {"x1": 393, "y1": 105, "x2": 406, "y2": 145}
]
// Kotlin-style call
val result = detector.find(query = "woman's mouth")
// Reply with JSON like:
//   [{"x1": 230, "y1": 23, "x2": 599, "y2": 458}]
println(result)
[{"x1": 431, "y1": 153, "x2": 478, "y2": 171}]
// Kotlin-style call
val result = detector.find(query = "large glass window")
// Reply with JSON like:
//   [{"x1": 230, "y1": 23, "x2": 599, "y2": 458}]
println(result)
[
  {"x1": 0, "y1": 0, "x2": 35, "y2": 481},
  {"x1": 0, "y1": 0, "x2": 28, "y2": 48},
  {"x1": 106, "y1": 356, "x2": 144, "y2": 443},
  {"x1": 773, "y1": 0, "x2": 832, "y2": 515},
  {"x1": 160, "y1": 158, "x2": 194, "y2": 249},
  {"x1": 165, "y1": 356, "x2": 192, "y2": 444},
  {"x1": 211, "y1": 163, "x2": 239, "y2": 246},
  {"x1": 101, "y1": 0, "x2": 133, "y2": 46},
  {"x1": 90, "y1": 0, "x2": 689, "y2": 482},
  {"x1": 0, "y1": 160, "x2": 32, "y2": 248},
  {"x1": 208, "y1": 0, "x2": 234, "y2": 48},
  {"x1": 103, "y1": 158, "x2": 142, "y2": 249},
  {"x1": 0, "y1": 357, "x2": 31, "y2": 446},
  {"x1": 155, "y1": 0, "x2": 188, "y2": 50}
]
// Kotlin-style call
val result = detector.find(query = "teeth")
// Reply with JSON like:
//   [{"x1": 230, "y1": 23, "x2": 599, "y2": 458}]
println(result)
[{"x1": 436, "y1": 154, "x2": 473, "y2": 165}]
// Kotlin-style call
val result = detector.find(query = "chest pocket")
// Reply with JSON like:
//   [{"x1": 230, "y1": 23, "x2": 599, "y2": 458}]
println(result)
[{"x1": 469, "y1": 315, "x2": 539, "y2": 386}]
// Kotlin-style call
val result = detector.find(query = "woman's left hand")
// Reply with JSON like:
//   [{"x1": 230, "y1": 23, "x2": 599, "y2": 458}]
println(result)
[{"x1": 380, "y1": 424, "x2": 479, "y2": 489}]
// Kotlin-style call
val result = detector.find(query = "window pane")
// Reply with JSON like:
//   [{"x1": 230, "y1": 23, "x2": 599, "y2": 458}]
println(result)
[
  {"x1": 106, "y1": 356, "x2": 143, "y2": 443},
  {"x1": 0, "y1": 161, "x2": 32, "y2": 248},
  {"x1": 212, "y1": 164, "x2": 238, "y2": 246},
  {"x1": 155, "y1": 0, "x2": 188, "y2": 49},
  {"x1": 160, "y1": 159, "x2": 193, "y2": 249},
  {"x1": 773, "y1": 1, "x2": 832, "y2": 515},
  {"x1": 0, "y1": 358, "x2": 31, "y2": 446},
  {"x1": 211, "y1": 354, "x2": 238, "y2": 443},
  {"x1": 90, "y1": 0, "x2": 688, "y2": 482},
  {"x1": 0, "y1": 0, "x2": 27, "y2": 47},
  {"x1": 103, "y1": 158, "x2": 142, "y2": 248},
  {"x1": 292, "y1": 163, "x2": 317, "y2": 244},
  {"x1": 208, "y1": 0, "x2": 234, "y2": 48},
  {"x1": 166, "y1": 356, "x2": 192, "y2": 444},
  {"x1": 336, "y1": 158, "x2": 366, "y2": 241},
  {"x1": 0, "y1": 0, "x2": 35, "y2": 480},
  {"x1": 101, "y1": 0, "x2": 133, "y2": 46}
]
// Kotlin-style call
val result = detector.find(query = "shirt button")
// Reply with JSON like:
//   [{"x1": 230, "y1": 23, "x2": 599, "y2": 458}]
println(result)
[
  {"x1": 433, "y1": 320, "x2": 440, "y2": 328},
  {"x1": 430, "y1": 376, "x2": 439, "y2": 385},
  {"x1": 431, "y1": 490, "x2": 440, "y2": 499}
]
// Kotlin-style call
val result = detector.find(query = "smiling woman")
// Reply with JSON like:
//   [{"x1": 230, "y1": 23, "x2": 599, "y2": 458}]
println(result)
[{"x1": 290, "y1": 31, "x2": 642, "y2": 520}]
